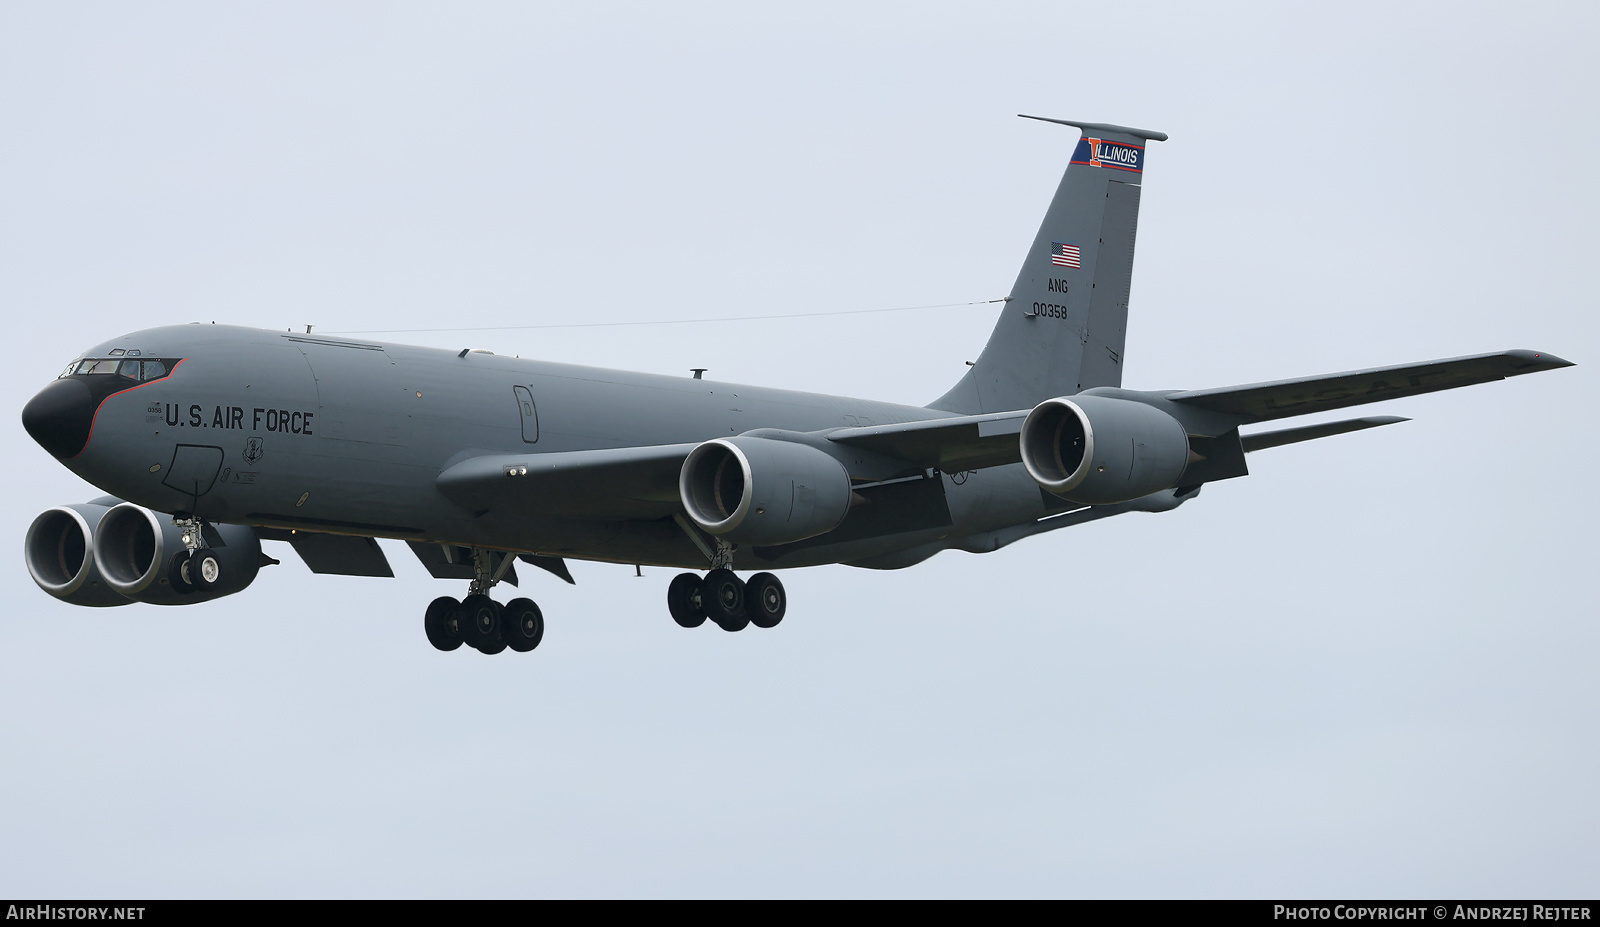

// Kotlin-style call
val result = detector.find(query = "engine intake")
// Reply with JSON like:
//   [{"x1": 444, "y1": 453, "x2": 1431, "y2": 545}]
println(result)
[
  {"x1": 680, "y1": 437, "x2": 852, "y2": 546},
  {"x1": 1020, "y1": 395, "x2": 1191, "y2": 505},
  {"x1": 24, "y1": 503, "x2": 131, "y2": 607},
  {"x1": 91, "y1": 502, "x2": 263, "y2": 604}
]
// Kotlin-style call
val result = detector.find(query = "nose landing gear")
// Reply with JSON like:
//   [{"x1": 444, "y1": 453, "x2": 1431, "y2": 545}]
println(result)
[{"x1": 167, "y1": 515, "x2": 221, "y2": 595}]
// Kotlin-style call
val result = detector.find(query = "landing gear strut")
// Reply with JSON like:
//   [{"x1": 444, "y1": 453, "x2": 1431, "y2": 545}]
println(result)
[{"x1": 421, "y1": 547, "x2": 545, "y2": 655}]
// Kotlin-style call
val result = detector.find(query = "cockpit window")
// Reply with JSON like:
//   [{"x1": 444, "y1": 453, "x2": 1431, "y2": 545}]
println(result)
[{"x1": 64, "y1": 357, "x2": 182, "y2": 381}]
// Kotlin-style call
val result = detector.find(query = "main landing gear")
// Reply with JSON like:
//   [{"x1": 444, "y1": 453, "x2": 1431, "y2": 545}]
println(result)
[
  {"x1": 667, "y1": 569, "x2": 787, "y2": 632},
  {"x1": 423, "y1": 548, "x2": 546, "y2": 655}
]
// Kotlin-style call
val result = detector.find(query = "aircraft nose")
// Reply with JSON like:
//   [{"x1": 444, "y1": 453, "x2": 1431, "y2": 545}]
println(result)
[{"x1": 22, "y1": 378, "x2": 97, "y2": 459}]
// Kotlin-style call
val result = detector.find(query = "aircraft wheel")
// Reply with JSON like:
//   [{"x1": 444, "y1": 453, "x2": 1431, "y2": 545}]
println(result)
[
  {"x1": 746, "y1": 572, "x2": 786, "y2": 629},
  {"x1": 189, "y1": 548, "x2": 221, "y2": 592},
  {"x1": 424, "y1": 596, "x2": 464, "y2": 652},
  {"x1": 461, "y1": 594, "x2": 504, "y2": 651},
  {"x1": 167, "y1": 550, "x2": 196, "y2": 595},
  {"x1": 667, "y1": 572, "x2": 707, "y2": 628},
  {"x1": 703, "y1": 569, "x2": 747, "y2": 631},
  {"x1": 503, "y1": 598, "x2": 544, "y2": 652}
]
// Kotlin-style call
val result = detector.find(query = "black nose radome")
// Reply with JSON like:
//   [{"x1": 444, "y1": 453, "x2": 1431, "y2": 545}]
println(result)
[{"x1": 23, "y1": 378, "x2": 97, "y2": 459}]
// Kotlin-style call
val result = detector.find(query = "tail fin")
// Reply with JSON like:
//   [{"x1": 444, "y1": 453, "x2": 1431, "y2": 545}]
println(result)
[{"x1": 932, "y1": 117, "x2": 1166, "y2": 414}]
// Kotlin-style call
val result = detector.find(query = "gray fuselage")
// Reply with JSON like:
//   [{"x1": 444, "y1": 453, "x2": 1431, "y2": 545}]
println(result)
[{"x1": 57, "y1": 324, "x2": 1058, "y2": 571}]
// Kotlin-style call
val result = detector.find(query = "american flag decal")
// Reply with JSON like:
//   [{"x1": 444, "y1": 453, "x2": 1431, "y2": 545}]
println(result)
[{"x1": 1051, "y1": 242, "x2": 1081, "y2": 268}]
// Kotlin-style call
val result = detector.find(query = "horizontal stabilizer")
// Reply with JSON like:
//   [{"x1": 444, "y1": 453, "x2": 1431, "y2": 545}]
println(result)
[
  {"x1": 1241, "y1": 416, "x2": 1409, "y2": 453},
  {"x1": 1169, "y1": 350, "x2": 1573, "y2": 422}
]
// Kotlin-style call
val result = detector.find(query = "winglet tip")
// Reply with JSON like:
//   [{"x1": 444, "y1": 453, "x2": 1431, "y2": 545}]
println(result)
[{"x1": 1508, "y1": 349, "x2": 1575, "y2": 369}]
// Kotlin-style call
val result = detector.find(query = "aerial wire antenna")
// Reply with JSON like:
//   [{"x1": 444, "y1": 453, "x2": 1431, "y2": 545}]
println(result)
[{"x1": 322, "y1": 297, "x2": 1006, "y2": 335}]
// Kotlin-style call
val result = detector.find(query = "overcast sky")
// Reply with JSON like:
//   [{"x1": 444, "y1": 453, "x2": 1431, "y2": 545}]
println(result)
[{"x1": 1, "y1": 1, "x2": 1595, "y2": 899}]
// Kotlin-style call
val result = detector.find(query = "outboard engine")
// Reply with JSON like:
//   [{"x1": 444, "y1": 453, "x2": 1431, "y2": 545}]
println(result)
[
  {"x1": 90, "y1": 503, "x2": 262, "y2": 605},
  {"x1": 1020, "y1": 395, "x2": 1192, "y2": 505},
  {"x1": 680, "y1": 436, "x2": 853, "y2": 546},
  {"x1": 24, "y1": 502, "x2": 131, "y2": 607}
]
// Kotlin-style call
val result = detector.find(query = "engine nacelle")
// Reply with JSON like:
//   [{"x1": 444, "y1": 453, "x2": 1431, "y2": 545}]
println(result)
[
  {"x1": 90, "y1": 503, "x2": 262, "y2": 605},
  {"x1": 1020, "y1": 395, "x2": 1191, "y2": 505},
  {"x1": 25, "y1": 503, "x2": 132, "y2": 607},
  {"x1": 680, "y1": 436, "x2": 852, "y2": 546}
]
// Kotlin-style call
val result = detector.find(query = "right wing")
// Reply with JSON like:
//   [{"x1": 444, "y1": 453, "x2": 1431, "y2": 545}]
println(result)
[{"x1": 1168, "y1": 349, "x2": 1572, "y2": 423}]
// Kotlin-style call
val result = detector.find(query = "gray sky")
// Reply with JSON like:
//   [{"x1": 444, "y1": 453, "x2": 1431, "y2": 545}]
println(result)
[{"x1": 2, "y1": 1, "x2": 1595, "y2": 899}]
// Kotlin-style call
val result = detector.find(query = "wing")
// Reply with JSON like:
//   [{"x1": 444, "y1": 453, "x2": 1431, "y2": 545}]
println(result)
[
  {"x1": 435, "y1": 443, "x2": 697, "y2": 520},
  {"x1": 824, "y1": 410, "x2": 1028, "y2": 473},
  {"x1": 1168, "y1": 349, "x2": 1573, "y2": 423},
  {"x1": 433, "y1": 411, "x2": 1035, "y2": 523}
]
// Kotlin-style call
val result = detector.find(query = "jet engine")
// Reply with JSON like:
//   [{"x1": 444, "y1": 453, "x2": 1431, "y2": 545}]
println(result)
[
  {"x1": 89, "y1": 503, "x2": 262, "y2": 605},
  {"x1": 1020, "y1": 395, "x2": 1191, "y2": 505},
  {"x1": 679, "y1": 436, "x2": 852, "y2": 547},
  {"x1": 25, "y1": 502, "x2": 132, "y2": 607}
]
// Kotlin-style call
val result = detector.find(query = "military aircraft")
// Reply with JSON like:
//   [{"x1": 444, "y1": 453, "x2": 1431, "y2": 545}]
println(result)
[{"x1": 21, "y1": 116, "x2": 1573, "y2": 655}]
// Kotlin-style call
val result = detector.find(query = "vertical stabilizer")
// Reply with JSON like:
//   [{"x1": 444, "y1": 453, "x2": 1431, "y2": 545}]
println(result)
[{"x1": 932, "y1": 117, "x2": 1166, "y2": 414}]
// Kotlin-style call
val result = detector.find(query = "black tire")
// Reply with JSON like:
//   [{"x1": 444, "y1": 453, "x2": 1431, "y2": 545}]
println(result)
[
  {"x1": 667, "y1": 572, "x2": 707, "y2": 628},
  {"x1": 703, "y1": 569, "x2": 747, "y2": 631},
  {"x1": 460, "y1": 594, "x2": 503, "y2": 651},
  {"x1": 424, "y1": 596, "x2": 464, "y2": 652},
  {"x1": 189, "y1": 547, "x2": 221, "y2": 592},
  {"x1": 167, "y1": 550, "x2": 196, "y2": 595},
  {"x1": 746, "y1": 572, "x2": 786, "y2": 629},
  {"x1": 503, "y1": 597, "x2": 544, "y2": 652}
]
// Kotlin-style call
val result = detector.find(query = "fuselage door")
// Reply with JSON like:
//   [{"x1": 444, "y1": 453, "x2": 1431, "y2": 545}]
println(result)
[{"x1": 513, "y1": 386, "x2": 539, "y2": 443}]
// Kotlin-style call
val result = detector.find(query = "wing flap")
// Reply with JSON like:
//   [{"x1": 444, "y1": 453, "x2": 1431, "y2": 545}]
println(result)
[
  {"x1": 1241, "y1": 416, "x2": 1408, "y2": 452},
  {"x1": 1169, "y1": 349, "x2": 1572, "y2": 422},
  {"x1": 287, "y1": 533, "x2": 394, "y2": 577}
]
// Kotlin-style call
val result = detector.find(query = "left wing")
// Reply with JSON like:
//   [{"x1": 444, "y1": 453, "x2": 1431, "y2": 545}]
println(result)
[
  {"x1": 435, "y1": 443, "x2": 696, "y2": 520},
  {"x1": 824, "y1": 410, "x2": 1028, "y2": 473}
]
